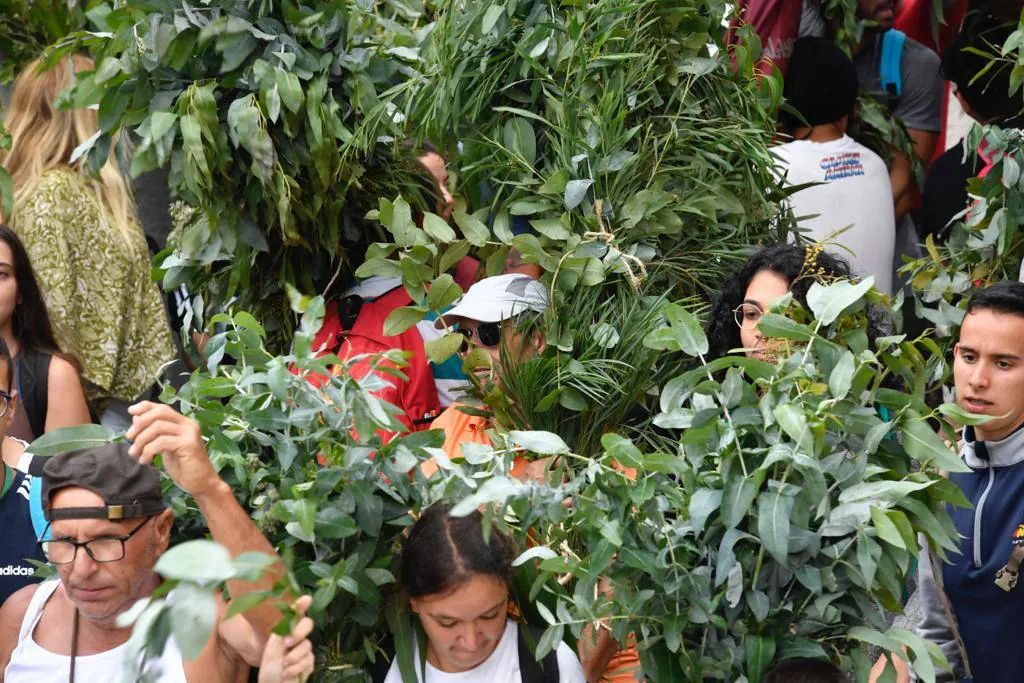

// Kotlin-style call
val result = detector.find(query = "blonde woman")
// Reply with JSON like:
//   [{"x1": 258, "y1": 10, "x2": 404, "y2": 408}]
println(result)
[{"x1": 1, "y1": 55, "x2": 174, "y2": 428}]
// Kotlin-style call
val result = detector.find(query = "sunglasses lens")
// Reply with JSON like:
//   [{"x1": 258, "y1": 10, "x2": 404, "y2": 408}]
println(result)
[{"x1": 478, "y1": 323, "x2": 501, "y2": 348}]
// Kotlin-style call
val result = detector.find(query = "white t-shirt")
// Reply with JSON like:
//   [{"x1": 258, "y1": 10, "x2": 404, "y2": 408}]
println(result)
[
  {"x1": 774, "y1": 135, "x2": 896, "y2": 295},
  {"x1": 382, "y1": 619, "x2": 586, "y2": 683}
]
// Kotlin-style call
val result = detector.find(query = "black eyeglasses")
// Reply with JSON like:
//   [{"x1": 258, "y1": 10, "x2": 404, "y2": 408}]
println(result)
[
  {"x1": 0, "y1": 390, "x2": 12, "y2": 419},
  {"x1": 733, "y1": 303, "x2": 765, "y2": 330},
  {"x1": 458, "y1": 322, "x2": 502, "y2": 349},
  {"x1": 39, "y1": 517, "x2": 152, "y2": 565}
]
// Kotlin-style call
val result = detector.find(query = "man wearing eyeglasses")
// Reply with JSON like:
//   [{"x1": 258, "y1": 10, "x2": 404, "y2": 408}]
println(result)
[{"x1": 0, "y1": 402, "x2": 285, "y2": 683}]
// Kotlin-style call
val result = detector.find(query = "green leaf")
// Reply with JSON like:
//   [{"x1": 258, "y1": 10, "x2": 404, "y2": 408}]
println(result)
[
  {"x1": 722, "y1": 469, "x2": 766, "y2": 528},
  {"x1": 453, "y1": 210, "x2": 490, "y2": 246},
  {"x1": 512, "y1": 546, "x2": 558, "y2": 567},
  {"x1": 757, "y1": 313, "x2": 814, "y2": 342},
  {"x1": 937, "y1": 402, "x2": 997, "y2": 426},
  {"x1": 481, "y1": 4, "x2": 505, "y2": 33},
  {"x1": 530, "y1": 216, "x2": 571, "y2": 240},
  {"x1": 666, "y1": 303, "x2": 709, "y2": 356},
  {"x1": 427, "y1": 274, "x2": 463, "y2": 311},
  {"x1": 773, "y1": 403, "x2": 814, "y2": 454},
  {"x1": 688, "y1": 488, "x2": 722, "y2": 535},
  {"x1": 422, "y1": 212, "x2": 457, "y2": 243},
  {"x1": 316, "y1": 508, "x2": 359, "y2": 539},
  {"x1": 745, "y1": 634, "x2": 776, "y2": 683},
  {"x1": 828, "y1": 351, "x2": 856, "y2": 399},
  {"x1": 600, "y1": 433, "x2": 644, "y2": 470},
  {"x1": 424, "y1": 332, "x2": 465, "y2": 364},
  {"x1": 155, "y1": 540, "x2": 235, "y2": 582},
  {"x1": 25, "y1": 424, "x2": 118, "y2": 457},
  {"x1": 902, "y1": 411, "x2": 970, "y2": 472},
  {"x1": 383, "y1": 305, "x2": 427, "y2": 336},
  {"x1": 223, "y1": 590, "x2": 273, "y2": 620},
  {"x1": 564, "y1": 179, "x2": 593, "y2": 210},
  {"x1": 168, "y1": 583, "x2": 218, "y2": 660},
  {"x1": 294, "y1": 499, "x2": 317, "y2": 541},
  {"x1": 509, "y1": 430, "x2": 569, "y2": 455},
  {"x1": 870, "y1": 507, "x2": 907, "y2": 550},
  {"x1": 756, "y1": 490, "x2": 793, "y2": 565},
  {"x1": 806, "y1": 277, "x2": 874, "y2": 325}
]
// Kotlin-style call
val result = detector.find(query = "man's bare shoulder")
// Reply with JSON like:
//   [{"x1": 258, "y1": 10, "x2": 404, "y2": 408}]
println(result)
[
  {"x1": 0, "y1": 583, "x2": 40, "y2": 679},
  {"x1": 1, "y1": 583, "x2": 38, "y2": 631}
]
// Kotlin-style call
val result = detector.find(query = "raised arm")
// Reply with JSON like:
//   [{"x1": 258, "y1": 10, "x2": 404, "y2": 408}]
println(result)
[{"x1": 126, "y1": 402, "x2": 286, "y2": 656}]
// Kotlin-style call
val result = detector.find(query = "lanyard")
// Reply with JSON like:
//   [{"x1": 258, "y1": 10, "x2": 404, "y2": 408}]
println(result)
[{"x1": 69, "y1": 608, "x2": 79, "y2": 683}]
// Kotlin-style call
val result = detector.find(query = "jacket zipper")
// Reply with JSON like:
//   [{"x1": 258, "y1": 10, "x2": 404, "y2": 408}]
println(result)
[{"x1": 973, "y1": 466, "x2": 996, "y2": 568}]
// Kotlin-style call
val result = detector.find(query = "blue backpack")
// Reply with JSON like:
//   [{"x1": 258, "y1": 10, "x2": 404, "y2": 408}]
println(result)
[{"x1": 880, "y1": 29, "x2": 907, "y2": 110}]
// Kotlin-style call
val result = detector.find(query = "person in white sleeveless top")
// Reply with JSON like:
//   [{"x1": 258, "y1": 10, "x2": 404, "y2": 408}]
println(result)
[{"x1": 0, "y1": 403, "x2": 298, "y2": 683}]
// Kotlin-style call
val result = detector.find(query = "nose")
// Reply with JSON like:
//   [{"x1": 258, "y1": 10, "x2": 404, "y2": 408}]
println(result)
[
  {"x1": 968, "y1": 362, "x2": 990, "y2": 389},
  {"x1": 68, "y1": 547, "x2": 101, "y2": 582},
  {"x1": 460, "y1": 625, "x2": 482, "y2": 652}
]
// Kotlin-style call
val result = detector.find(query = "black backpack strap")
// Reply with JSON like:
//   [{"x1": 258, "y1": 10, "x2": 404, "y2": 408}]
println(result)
[
  {"x1": 517, "y1": 624, "x2": 560, "y2": 683},
  {"x1": 18, "y1": 350, "x2": 51, "y2": 440}
]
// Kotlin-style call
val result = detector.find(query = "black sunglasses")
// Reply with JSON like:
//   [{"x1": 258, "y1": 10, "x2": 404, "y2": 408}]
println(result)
[{"x1": 458, "y1": 322, "x2": 502, "y2": 349}]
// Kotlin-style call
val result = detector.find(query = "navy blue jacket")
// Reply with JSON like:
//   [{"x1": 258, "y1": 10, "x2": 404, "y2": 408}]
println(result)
[{"x1": 917, "y1": 426, "x2": 1024, "y2": 682}]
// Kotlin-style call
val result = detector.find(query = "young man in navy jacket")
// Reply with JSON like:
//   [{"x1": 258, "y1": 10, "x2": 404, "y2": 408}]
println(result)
[{"x1": 917, "y1": 281, "x2": 1024, "y2": 682}]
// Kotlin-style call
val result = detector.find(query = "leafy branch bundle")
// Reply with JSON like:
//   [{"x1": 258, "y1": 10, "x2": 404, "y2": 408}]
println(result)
[
  {"x1": 358, "y1": 0, "x2": 786, "y2": 304},
  {"x1": 424, "y1": 279, "x2": 968, "y2": 682},
  {"x1": 42, "y1": 0, "x2": 440, "y2": 346}
]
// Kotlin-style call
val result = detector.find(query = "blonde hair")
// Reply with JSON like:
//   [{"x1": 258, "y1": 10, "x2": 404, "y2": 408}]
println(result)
[{"x1": 1, "y1": 54, "x2": 137, "y2": 241}]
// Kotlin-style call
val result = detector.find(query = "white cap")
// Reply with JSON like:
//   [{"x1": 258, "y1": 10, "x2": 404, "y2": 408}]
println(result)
[{"x1": 437, "y1": 274, "x2": 549, "y2": 326}]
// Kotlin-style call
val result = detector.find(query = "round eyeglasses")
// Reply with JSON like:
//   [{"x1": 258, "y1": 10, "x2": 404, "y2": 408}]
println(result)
[
  {"x1": 39, "y1": 517, "x2": 152, "y2": 565},
  {"x1": 733, "y1": 303, "x2": 765, "y2": 330}
]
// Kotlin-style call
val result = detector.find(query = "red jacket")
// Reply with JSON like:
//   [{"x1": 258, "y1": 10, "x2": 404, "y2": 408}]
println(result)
[{"x1": 308, "y1": 287, "x2": 441, "y2": 438}]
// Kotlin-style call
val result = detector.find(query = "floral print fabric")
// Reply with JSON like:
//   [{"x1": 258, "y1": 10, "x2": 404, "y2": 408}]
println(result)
[{"x1": 11, "y1": 167, "x2": 174, "y2": 406}]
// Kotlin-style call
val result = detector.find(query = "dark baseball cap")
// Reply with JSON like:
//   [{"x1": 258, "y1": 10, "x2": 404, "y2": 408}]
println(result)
[{"x1": 42, "y1": 442, "x2": 167, "y2": 522}]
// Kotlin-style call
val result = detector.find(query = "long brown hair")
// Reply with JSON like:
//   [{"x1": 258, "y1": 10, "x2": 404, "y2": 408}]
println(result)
[{"x1": 1, "y1": 54, "x2": 137, "y2": 243}]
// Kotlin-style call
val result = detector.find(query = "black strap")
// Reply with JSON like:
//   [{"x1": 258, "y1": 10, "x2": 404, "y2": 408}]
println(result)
[
  {"x1": 19, "y1": 350, "x2": 51, "y2": 440},
  {"x1": 517, "y1": 624, "x2": 560, "y2": 683}
]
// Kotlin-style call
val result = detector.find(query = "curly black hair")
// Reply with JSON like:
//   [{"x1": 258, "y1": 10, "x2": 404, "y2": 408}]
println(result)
[{"x1": 706, "y1": 243, "x2": 858, "y2": 361}]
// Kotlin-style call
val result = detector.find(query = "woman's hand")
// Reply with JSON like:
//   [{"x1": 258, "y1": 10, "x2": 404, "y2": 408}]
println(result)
[{"x1": 258, "y1": 596, "x2": 315, "y2": 683}]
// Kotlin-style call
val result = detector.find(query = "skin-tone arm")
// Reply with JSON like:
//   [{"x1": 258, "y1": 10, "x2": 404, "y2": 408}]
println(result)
[
  {"x1": 579, "y1": 624, "x2": 620, "y2": 683},
  {"x1": 125, "y1": 402, "x2": 286, "y2": 663},
  {"x1": 890, "y1": 129, "x2": 939, "y2": 221},
  {"x1": 43, "y1": 356, "x2": 91, "y2": 432},
  {"x1": 0, "y1": 584, "x2": 39, "y2": 682}
]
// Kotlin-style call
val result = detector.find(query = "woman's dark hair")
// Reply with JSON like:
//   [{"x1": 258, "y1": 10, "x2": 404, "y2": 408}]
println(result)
[
  {"x1": 780, "y1": 37, "x2": 860, "y2": 132},
  {"x1": 706, "y1": 243, "x2": 856, "y2": 361},
  {"x1": 764, "y1": 659, "x2": 848, "y2": 683},
  {"x1": 0, "y1": 337, "x2": 13, "y2": 393},
  {"x1": 0, "y1": 225, "x2": 67, "y2": 360},
  {"x1": 941, "y1": 11, "x2": 1019, "y2": 123},
  {"x1": 400, "y1": 504, "x2": 516, "y2": 599}
]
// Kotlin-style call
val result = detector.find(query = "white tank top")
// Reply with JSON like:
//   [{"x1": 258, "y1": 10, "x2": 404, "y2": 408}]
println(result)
[{"x1": 5, "y1": 579, "x2": 189, "y2": 683}]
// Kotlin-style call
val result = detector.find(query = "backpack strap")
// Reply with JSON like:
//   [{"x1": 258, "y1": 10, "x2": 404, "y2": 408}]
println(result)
[
  {"x1": 880, "y1": 29, "x2": 906, "y2": 109},
  {"x1": 18, "y1": 350, "x2": 51, "y2": 441},
  {"x1": 517, "y1": 624, "x2": 560, "y2": 683}
]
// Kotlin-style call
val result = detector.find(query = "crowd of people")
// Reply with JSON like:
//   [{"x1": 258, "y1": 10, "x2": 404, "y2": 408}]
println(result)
[{"x1": 0, "y1": 0, "x2": 1019, "y2": 681}]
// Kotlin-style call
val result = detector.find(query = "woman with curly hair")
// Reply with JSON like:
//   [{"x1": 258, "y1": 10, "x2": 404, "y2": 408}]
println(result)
[{"x1": 706, "y1": 243, "x2": 885, "y2": 362}]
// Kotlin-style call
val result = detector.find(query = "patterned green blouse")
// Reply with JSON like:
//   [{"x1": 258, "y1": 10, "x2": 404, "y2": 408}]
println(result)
[{"x1": 11, "y1": 167, "x2": 175, "y2": 406}]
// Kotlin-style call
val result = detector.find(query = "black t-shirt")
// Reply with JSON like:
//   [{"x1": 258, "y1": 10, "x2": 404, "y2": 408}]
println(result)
[
  {"x1": 0, "y1": 464, "x2": 45, "y2": 606},
  {"x1": 919, "y1": 141, "x2": 983, "y2": 243}
]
